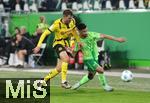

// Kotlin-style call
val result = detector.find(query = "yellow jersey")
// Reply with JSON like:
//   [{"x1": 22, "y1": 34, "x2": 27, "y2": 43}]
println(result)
[{"x1": 37, "y1": 18, "x2": 80, "y2": 47}]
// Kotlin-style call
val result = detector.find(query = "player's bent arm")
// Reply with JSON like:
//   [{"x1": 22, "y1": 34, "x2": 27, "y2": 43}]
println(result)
[
  {"x1": 100, "y1": 34, "x2": 126, "y2": 42},
  {"x1": 37, "y1": 29, "x2": 51, "y2": 47},
  {"x1": 72, "y1": 27, "x2": 80, "y2": 42}
]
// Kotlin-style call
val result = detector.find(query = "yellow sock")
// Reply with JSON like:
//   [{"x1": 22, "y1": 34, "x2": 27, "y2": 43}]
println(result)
[
  {"x1": 61, "y1": 62, "x2": 68, "y2": 83},
  {"x1": 44, "y1": 69, "x2": 59, "y2": 82}
]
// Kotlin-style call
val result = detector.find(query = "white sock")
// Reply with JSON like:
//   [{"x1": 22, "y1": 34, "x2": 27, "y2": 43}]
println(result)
[{"x1": 62, "y1": 80, "x2": 66, "y2": 83}]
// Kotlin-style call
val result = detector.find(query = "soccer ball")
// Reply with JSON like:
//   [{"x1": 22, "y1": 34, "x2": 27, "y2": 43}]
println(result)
[{"x1": 121, "y1": 70, "x2": 133, "y2": 82}]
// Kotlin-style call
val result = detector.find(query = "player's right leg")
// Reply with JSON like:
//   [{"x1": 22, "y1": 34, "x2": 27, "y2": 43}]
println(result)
[
  {"x1": 44, "y1": 59, "x2": 62, "y2": 81},
  {"x1": 37, "y1": 59, "x2": 62, "y2": 91}
]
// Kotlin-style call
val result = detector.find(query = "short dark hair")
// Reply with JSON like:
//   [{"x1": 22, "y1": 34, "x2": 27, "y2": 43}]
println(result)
[
  {"x1": 77, "y1": 23, "x2": 87, "y2": 30},
  {"x1": 15, "y1": 27, "x2": 20, "y2": 33},
  {"x1": 63, "y1": 9, "x2": 73, "y2": 16}
]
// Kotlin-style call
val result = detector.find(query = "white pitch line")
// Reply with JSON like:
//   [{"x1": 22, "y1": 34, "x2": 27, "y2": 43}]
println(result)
[{"x1": 0, "y1": 68, "x2": 150, "y2": 78}]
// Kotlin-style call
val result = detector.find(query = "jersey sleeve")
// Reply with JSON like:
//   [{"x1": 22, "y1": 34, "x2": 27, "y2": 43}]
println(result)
[
  {"x1": 37, "y1": 22, "x2": 58, "y2": 47},
  {"x1": 48, "y1": 22, "x2": 58, "y2": 32},
  {"x1": 72, "y1": 27, "x2": 80, "y2": 42},
  {"x1": 90, "y1": 32, "x2": 101, "y2": 40},
  {"x1": 37, "y1": 29, "x2": 50, "y2": 47}
]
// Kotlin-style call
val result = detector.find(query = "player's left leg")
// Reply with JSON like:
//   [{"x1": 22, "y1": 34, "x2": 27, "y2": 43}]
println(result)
[
  {"x1": 72, "y1": 59, "x2": 97, "y2": 90},
  {"x1": 72, "y1": 71, "x2": 96, "y2": 90},
  {"x1": 37, "y1": 58, "x2": 62, "y2": 91},
  {"x1": 72, "y1": 59, "x2": 113, "y2": 91}
]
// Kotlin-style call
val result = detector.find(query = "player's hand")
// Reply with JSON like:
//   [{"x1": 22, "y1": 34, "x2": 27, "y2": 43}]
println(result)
[
  {"x1": 78, "y1": 42, "x2": 83, "y2": 49},
  {"x1": 33, "y1": 46, "x2": 40, "y2": 54},
  {"x1": 116, "y1": 38, "x2": 126, "y2": 43},
  {"x1": 65, "y1": 47, "x2": 72, "y2": 54}
]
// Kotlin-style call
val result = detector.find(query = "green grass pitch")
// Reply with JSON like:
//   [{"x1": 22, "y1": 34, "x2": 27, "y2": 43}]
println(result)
[{"x1": 0, "y1": 71, "x2": 150, "y2": 103}]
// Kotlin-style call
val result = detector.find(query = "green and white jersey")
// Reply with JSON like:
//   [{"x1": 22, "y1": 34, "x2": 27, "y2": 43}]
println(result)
[{"x1": 75, "y1": 32, "x2": 102, "y2": 60}]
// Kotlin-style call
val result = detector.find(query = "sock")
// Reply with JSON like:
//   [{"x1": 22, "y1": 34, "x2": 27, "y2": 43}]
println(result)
[
  {"x1": 61, "y1": 62, "x2": 68, "y2": 83},
  {"x1": 79, "y1": 75, "x2": 90, "y2": 86},
  {"x1": 44, "y1": 69, "x2": 59, "y2": 82},
  {"x1": 98, "y1": 73, "x2": 108, "y2": 87}
]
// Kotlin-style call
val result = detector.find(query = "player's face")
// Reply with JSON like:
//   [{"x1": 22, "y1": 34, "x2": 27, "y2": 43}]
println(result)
[
  {"x1": 64, "y1": 15, "x2": 73, "y2": 24},
  {"x1": 80, "y1": 28, "x2": 88, "y2": 37}
]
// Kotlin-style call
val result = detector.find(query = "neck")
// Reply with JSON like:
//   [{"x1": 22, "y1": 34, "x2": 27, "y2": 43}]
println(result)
[
  {"x1": 80, "y1": 35, "x2": 87, "y2": 39},
  {"x1": 62, "y1": 18, "x2": 66, "y2": 24}
]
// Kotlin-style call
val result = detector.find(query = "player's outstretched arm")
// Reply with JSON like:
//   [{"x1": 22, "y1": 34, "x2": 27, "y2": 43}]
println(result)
[{"x1": 100, "y1": 34, "x2": 126, "y2": 43}]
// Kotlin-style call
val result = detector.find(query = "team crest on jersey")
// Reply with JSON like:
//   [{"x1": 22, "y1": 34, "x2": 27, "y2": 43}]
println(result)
[{"x1": 60, "y1": 31, "x2": 65, "y2": 35}]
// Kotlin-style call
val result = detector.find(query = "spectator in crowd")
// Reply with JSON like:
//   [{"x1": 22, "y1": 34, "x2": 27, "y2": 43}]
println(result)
[
  {"x1": 0, "y1": 24, "x2": 6, "y2": 38},
  {"x1": 0, "y1": 18, "x2": 6, "y2": 38},
  {"x1": 111, "y1": 0, "x2": 119, "y2": 9},
  {"x1": 4, "y1": 27, "x2": 20, "y2": 66},
  {"x1": 124, "y1": 0, "x2": 130, "y2": 9},
  {"x1": 68, "y1": 0, "x2": 78, "y2": 3},
  {"x1": 0, "y1": 0, "x2": 6, "y2": 9},
  {"x1": 0, "y1": 37, "x2": 17, "y2": 65},
  {"x1": 15, "y1": 34, "x2": 35, "y2": 68},
  {"x1": 20, "y1": 26, "x2": 31, "y2": 39},
  {"x1": 101, "y1": 0, "x2": 107, "y2": 9},
  {"x1": 144, "y1": 0, "x2": 149, "y2": 8},
  {"x1": 9, "y1": 0, "x2": 25, "y2": 11},
  {"x1": 134, "y1": 0, "x2": 139, "y2": 8},
  {"x1": 46, "y1": 0, "x2": 58, "y2": 11},
  {"x1": 0, "y1": 37, "x2": 6, "y2": 57},
  {"x1": 12, "y1": 27, "x2": 20, "y2": 37},
  {"x1": 32, "y1": 28, "x2": 43, "y2": 45},
  {"x1": 38, "y1": 0, "x2": 48, "y2": 12},
  {"x1": 37, "y1": 16, "x2": 49, "y2": 32}
]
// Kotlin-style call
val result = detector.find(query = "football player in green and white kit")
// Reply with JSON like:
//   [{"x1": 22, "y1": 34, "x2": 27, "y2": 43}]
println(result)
[{"x1": 72, "y1": 23, "x2": 126, "y2": 91}]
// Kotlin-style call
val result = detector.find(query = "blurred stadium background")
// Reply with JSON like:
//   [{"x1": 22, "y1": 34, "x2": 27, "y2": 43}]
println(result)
[{"x1": 0, "y1": 0, "x2": 150, "y2": 103}]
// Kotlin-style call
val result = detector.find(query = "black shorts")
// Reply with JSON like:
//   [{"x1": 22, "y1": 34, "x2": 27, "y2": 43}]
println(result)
[
  {"x1": 53, "y1": 44, "x2": 73, "y2": 59},
  {"x1": 27, "y1": 49, "x2": 33, "y2": 55}
]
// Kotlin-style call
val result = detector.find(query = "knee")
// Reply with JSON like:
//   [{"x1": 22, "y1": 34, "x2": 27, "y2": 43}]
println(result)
[
  {"x1": 56, "y1": 68, "x2": 61, "y2": 72},
  {"x1": 96, "y1": 66, "x2": 104, "y2": 73},
  {"x1": 62, "y1": 56, "x2": 70, "y2": 63},
  {"x1": 18, "y1": 50, "x2": 24, "y2": 56},
  {"x1": 55, "y1": 64, "x2": 62, "y2": 73},
  {"x1": 17, "y1": 50, "x2": 21, "y2": 55},
  {"x1": 88, "y1": 73, "x2": 95, "y2": 80}
]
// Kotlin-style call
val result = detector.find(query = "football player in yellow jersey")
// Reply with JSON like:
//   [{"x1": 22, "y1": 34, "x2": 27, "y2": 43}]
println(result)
[{"x1": 33, "y1": 9, "x2": 80, "y2": 89}]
